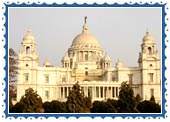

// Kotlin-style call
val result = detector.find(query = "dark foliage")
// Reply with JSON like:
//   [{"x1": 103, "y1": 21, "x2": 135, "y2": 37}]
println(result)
[
  {"x1": 66, "y1": 82, "x2": 91, "y2": 113},
  {"x1": 11, "y1": 88, "x2": 44, "y2": 113},
  {"x1": 117, "y1": 82, "x2": 136, "y2": 113},
  {"x1": 43, "y1": 100, "x2": 66, "y2": 113},
  {"x1": 137, "y1": 100, "x2": 161, "y2": 113},
  {"x1": 91, "y1": 100, "x2": 117, "y2": 113},
  {"x1": 9, "y1": 48, "x2": 18, "y2": 83},
  {"x1": 150, "y1": 96, "x2": 156, "y2": 103},
  {"x1": 10, "y1": 102, "x2": 25, "y2": 113}
]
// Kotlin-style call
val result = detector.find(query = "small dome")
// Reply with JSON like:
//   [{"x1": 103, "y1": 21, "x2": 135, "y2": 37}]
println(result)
[
  {"x1": 43, "y1": 59, "x2": 53, "y2": 67},
  {"x1": 143, "y1": 32, "x2": 154, "y2": 43},
  {"x1": 115, "y1": 59, "x2": 124, "y2": 68},
  {"x1": 62, "y1": 54, "x2": 70, "y2": 61},
  {"x1": 23, "y1": 30, "x2": 35, "y2": 44},
  {"x1": 103, "y1": 54, "x2": 111, "y2": 61}
]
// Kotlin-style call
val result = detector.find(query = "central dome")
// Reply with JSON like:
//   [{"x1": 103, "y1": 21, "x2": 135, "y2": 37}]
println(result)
[
  {"x1": 71, "y1": 17, "x2": 101, "y2": 48},
  {"x1": 71, "y1": 32, "x2": 100, "y2": 47}
]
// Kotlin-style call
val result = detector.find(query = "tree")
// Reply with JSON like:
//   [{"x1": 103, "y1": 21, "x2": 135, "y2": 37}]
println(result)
[
  {"x1": 18, "y1": 88, "x2": 44, "y2": 113},
  {"x1": 66, "y1": 82, "x2": 91, "y2": 113},
  {"x1": 43, "y1": 100, "x2": 66, "y2": 113},
  {"x1": 42, "y1": 101, "x2": 51, "y2": 113},
  {"x1": 117, "y1": 82, "x2": 136, "y2": 113},
  {"x1": 91, "y1": 100, "x2": 117, "y2": 113},
  {"x1": 9, "y1": 48, "x2": 18, "y2": 83},
  {"x1": 137, "y1": 100, "x2": 161, "y2": 113},
  {"x1": 9, "y1": 102, "x2": 25, "y2": 113},
  {"x1": 150, "y1": 95, "x2": 156, "y2": 103},
  {"x1": 9, "y1": 48, "x2": 18, "y2": 107}
]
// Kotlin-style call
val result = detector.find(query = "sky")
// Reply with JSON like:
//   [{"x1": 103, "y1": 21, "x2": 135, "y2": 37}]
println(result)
[{"x1": 9, "y1": 7, "x2": 162, "y2": 67}]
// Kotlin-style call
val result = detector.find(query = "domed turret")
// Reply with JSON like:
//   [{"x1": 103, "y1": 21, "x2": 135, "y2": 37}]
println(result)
[
  {"x1": 142, "y1": 31, "x2": 155, "y2": 43},
  {"x1": 103, "y1": 54, "x2": 111, "y2": 61},
  {"x1": 22, "y1": 30, "x2": 35, "y2": 44},
  {"x1": 116, "y1": 59, "x2": 124, "y2": 68},
  {"x1": 62, "y1": 53, "x2": 70, "y2": 61},
  {"x1": 43, "y1": 59, "x2": 53, "y2": 67}
]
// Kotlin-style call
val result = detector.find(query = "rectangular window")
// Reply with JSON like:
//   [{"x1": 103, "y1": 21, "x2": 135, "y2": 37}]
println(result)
[
  {"x1": 24, "y1": 73, "x2": 29, "y2": 82},
  {"x1": 148, "y1": 73, "x2": 154, "y2": 82},
  {"x1": 62, "y1": 77, "x2": 66, "y2": 82},
  {"x1": 44, "y1": 74, "x2": 49, "y2": 83},
  {"x1": 150, "y1": 89, "x2": 154, "y2": 97},
  {"x1": 45, "y1": 91, "x2": 49, "y2": 99},
  {"x1": 112, "y1": 76, "x2": 116, "y2": 81},
  {"x1": 128, "y1": 74, "x2": 133, "y2": 81},
  {"x1": 85, "y1": 71, "x2": 88, "y2": 76}
]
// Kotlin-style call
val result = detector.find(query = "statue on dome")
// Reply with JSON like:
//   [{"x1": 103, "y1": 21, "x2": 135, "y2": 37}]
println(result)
[{"x1": 85, "y1": 16, "x2": 87, "y2": 24}]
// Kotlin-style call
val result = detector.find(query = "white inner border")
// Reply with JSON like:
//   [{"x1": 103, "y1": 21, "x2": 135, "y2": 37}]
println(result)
[{"x1": 0, "y1": 0, "x2": 170, "y2": 122}]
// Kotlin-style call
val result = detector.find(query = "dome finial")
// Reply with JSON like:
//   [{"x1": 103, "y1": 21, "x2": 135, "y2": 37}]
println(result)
[
  {"x1": 82, "y1": 16, "x2": 88, "y2": 33},
  {"x1": 27, "y1": 28, "x2": 32, "y2": 33},
  {"x1": 85, "y1": 16, "x2": 87, "y2": 24},
  {"x1": 146, "y1": 27, "x2": 149, "y2": 34}
]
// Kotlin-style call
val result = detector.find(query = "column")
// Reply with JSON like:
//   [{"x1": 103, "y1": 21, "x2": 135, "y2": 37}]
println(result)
[
  {"x1": 85, "y1": 86, "x2": 88, "y2": 96},
  {"x1": 63, "y1": 87, "x2": 65, "y2": 98},
  {"x1": 103, "y1": 87, "x2": 104, "y2": 98},
  {"x1": 105, "y1": 87, "x2": 107, "y2": 100},
  {"x1": 99, "y1": 86, "x2": 101, "y2": 98},
  {"x1": 61, "y1": 87, "x2": 63, "y2": 98},
  {"x1": 87, "y1": 51, "x2": 89, "y2": 61},
  {"x1": 82, "y1": 51, "x2": 84, "y2": 61},
  {"x1": 93, "y1": 86, "x2": 96, "y2": 98},
  {"x1": 67, "y1": 87, "x2": 69, "y2": 97},
  {"x1": 116, "y1": 87, "x2": 118, "y2": 97}
]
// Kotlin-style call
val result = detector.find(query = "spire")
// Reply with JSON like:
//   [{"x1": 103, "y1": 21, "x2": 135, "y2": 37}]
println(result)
[
  {"x1": 146, "y1": 28, "x2": 149, "y2": 35},
  {"x1": 27, "y1": 29, "x2": 32, "y2": 34},
  {"x1": 82, "y1": 16, "x2": 88, "y2": 33}
]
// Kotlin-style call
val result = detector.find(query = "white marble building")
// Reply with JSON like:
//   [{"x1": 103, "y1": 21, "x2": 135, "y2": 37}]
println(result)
[{"x1": 17, "y1": 18, "x2": 161, "y2": 103}]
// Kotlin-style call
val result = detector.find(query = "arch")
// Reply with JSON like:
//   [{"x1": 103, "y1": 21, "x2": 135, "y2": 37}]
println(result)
[
  {"x1": 147, "y1": 47, "x2": 152, "y2": 55},
  {"x1": 26, "y1": 46, "x2": 31, "y2": 54}
]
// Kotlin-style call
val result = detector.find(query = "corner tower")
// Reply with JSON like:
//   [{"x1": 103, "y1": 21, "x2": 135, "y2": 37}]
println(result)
[
  {"x1": 17, "y1": 30, "x2": 39, "y2": 101},
  {"x1": 138, "y1": 31, "x2": 160, "y2": 103}
]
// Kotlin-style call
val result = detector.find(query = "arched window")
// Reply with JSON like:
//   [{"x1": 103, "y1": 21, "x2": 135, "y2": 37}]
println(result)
[
  {"x1": 147, "y1": 47, "x2": 152, "y2": 55},
  {"x1": 26, "y1": 46, "x2": 31, "y2": 54}
]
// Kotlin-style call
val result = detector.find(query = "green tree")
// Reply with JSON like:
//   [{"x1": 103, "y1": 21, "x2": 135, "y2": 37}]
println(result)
[
  {"x1": 117, "y1": 82, "x2": 136, "y2": 113},
  {"x1": 137, "y1": 100, "x2": 161, "y2": 113},
  {"x1": 66, "y1": 82, "x2": 91, "y2": 113},
  {"x1": 19, "y1": 88, "x2": 44, "y2": 113}
]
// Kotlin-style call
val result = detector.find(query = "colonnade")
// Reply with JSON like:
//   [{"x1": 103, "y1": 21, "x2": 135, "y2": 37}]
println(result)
[
  {"x1": 59, "y1": 86, "x2": 120, "y2": 100},
  {"x1": 70, "y1": 51, "x2": 100, "y2": 62}
]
